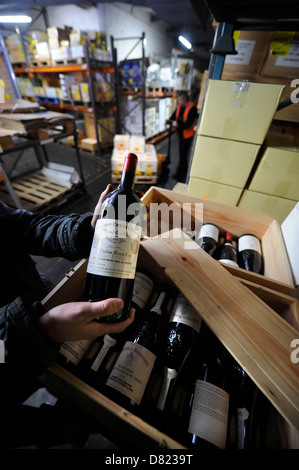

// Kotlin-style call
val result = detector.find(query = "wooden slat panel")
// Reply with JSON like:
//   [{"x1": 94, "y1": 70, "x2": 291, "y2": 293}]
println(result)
[{"x1": 142, "y1": 230, "x2": 299, "y2": 431}]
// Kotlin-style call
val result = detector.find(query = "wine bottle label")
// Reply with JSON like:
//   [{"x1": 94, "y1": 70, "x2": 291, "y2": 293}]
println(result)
[
  {"x1": 132, "y1": 273, "x2": 154, "y2": 310},
  {"x1": 198, "y1": 224, "x2": 219, "y2": 242},
  {"x1": 188, "y1": 380, "x2": 229, "y2": 449},
  {"x1": 157, "y1": 367, "x2": 178, "y2": 411},
  {"x1": 238, "y1": 235, "x2": 261, "y2": 254},
  {"x1": 87, "y1": 219, "x2": 142, "y2": 279},
  {"x1": 170, "y1": 294, "x2": 201, "y2": 332},
  {"x1": 219, "y1": 259, "x2": 239, "y2": 267},
  {"x1": 237, "y1": 407, "x2": 250, "y2": 449},
  {"x1": 91, "y1": 334, "x2": 117, "y2": 372},
  {"x1": 106, "y1": 341, "x2": 156, "y2": 405},
  {"x1": 60, "y1": 339, "x2": 92, "y2": 365}
]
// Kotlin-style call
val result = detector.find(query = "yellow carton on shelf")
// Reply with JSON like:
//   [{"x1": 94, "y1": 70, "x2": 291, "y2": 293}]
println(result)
[
  {"x1": 198, "y1": 79, "x2": 285, "y2": 144},
  {"x1": 190, "y1": 135, "x2": 260, "y2": 188},
  {"x1": 187, "y1": 176, "x2": 242, "y2": 206}
]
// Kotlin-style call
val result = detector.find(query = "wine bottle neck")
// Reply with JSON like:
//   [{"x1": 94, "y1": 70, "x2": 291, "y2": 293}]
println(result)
[
  {"x1": 120, "y1": 153, "x2": 138, "y2": 190},
  {"x1": 119, "y1": 169, "x2": 135, "y2": 190}
]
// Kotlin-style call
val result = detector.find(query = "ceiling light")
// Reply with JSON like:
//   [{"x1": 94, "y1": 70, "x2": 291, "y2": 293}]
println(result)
[
  {"x1": 178, "y1": 35, "x2": 192, "y2": 50},
  {"x1": 0, "y1": 15, "x2": 32, "y2": 23}
]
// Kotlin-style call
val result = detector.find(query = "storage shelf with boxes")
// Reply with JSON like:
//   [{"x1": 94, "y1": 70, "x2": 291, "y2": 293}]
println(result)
[{"x1": 41, "y1": 187, "x2": 299, "y2": 448}]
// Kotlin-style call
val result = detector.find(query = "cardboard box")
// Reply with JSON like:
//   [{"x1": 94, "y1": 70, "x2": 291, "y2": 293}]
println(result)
[
  {"x1": 281, "y1": 202, "x2": 299, "y2": 287},
  {"x1": 188, "y1": 176, "x2": 243, "y2": 206},
  {"x1": 249, "y1": 138, "x2": 299, "y2": 200},
  {"x1": 223, "y1": 31, "x2": 273, "y2": 78},
  {"x1": 198, "y1": 79, "x2": 285, "y2": 144},
  {"x1": 190, "y1": 135, "x2": 260, "y2": 188},
  {"x1": 238, "y1": 190, "x2": 297, "y2": 224},
  {"x1": 261, "y1": 32, "x2": 299, "y2": 79}
]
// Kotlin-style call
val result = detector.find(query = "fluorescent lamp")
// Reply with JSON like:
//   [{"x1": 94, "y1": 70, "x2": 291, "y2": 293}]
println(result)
[
  {"x1": 179, "y1": 35, "x2": 192, "y2": 50},
  {"x1": 0, "y1": 15, "x2": 32, "y2": 23}
]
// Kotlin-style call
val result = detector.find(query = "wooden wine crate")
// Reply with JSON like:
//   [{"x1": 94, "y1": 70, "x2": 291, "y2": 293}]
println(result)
[
  {"x1": 41, "y1": 235, "x2": 299, "y2": 448},
  {"x1": 141, "y1": 186, "x2": 295, "y2": 294}
]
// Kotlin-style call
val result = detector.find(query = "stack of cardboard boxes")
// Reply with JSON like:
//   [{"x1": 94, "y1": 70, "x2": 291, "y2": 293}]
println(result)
[
  {"x1": 188, "y1": 79, "x2": 285, "y2": 208},
  {"x1": 111, "y1": 134, "x2": 158, "y2": 179}
]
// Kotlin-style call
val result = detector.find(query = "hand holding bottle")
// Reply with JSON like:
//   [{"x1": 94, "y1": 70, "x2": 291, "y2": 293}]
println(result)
[{"x1": 39, "y1": 298, "x2": 135, "y2": 343}]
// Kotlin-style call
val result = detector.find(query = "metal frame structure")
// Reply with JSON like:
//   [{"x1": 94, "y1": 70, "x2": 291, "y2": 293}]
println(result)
[{"x1": 111, "y1": 32, "x2": 146, "y2": 136}]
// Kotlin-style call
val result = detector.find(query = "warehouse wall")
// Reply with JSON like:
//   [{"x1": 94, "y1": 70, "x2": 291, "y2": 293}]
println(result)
[{"x1": 45, "y1": 2, "x2": 173, "y2": 61}]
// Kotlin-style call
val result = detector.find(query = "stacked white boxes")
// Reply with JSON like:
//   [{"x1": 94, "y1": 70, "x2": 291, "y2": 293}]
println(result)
[{"x1": 111, "y1": 135, "x2": 158, "y2": 178}]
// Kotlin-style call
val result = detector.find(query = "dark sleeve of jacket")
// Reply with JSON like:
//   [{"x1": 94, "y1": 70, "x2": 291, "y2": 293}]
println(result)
[{"x1": 0, "y1": 203, "x2": 94, "y2": 402}]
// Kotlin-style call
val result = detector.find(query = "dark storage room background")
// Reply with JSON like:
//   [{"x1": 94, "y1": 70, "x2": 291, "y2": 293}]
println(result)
[{"x1": 0, "y1": 0, "x2": 298, "y2": 452}]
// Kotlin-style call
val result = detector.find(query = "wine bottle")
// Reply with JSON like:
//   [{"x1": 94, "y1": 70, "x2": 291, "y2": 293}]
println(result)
[
  {"x1": 156, "y1": 294, "x2": 202, "y2": 413},
  {"x1": 185, "y1": 324, "x2": 229, "y2": 449},
  {"x1": 83, "y1": 152, "x2": 145, "y2": 322},
  {"x1": 218, "y1": 232, "x2": 239, "y2": 268},
  {"x1": 238, "y1": 234, "x2": 263, "y2": 274},
  {"x1": 79, "y1": 270, "x2": 155, "y2": 387},
  {"x1": 195, "y1": 223, "x2": 219, "y2": 256},
  {"x1": 56, "y1": 338, "x2": 93, "y2": 373},
  {"x1": 104, "y1": 291, "x2": 167, "y2": 409},
  {"x1": 230, "y1": 357, "x2": 255, "y2": 449}
]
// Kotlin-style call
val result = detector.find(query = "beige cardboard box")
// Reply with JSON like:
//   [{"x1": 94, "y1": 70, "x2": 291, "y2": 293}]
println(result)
[
  {"x1": 198, "y1": 79, "x2": 285, "y2": 144},
  {"x1": 223, "y1": 31, "x2": 273, "y2": 78},
  {"x1": 238, "y1": 190, "x2": 297, "y2": 224},
  {"x1": 249, "y1": 143, "x2": 299, "y2": 200},
  {"x1": 188, "y1": 176, "x2": 243, "y2": 206},
  {"x1": 190, "y1": 135, "x2": 260, "y2": 188},
  {"x1": 261, "y1": 32, "x2": 299, "y2": 79}
]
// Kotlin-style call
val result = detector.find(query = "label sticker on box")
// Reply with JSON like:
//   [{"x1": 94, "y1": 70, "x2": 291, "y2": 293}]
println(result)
[
  {"x1": 275, "y1": 41, "x2": 299, "y2": 68},
  {"x1": 225, "y1": 39, "x2": 255, "y2": 66}
]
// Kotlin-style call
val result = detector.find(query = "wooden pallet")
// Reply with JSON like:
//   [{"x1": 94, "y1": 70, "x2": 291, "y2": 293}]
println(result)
[
  {"x1": 111, "y1": 173, "x2": 158, "y2": 184},
  {"x1": 0, "y1": 170, "x2": 82, "y2": 212},
  {"x1": 51, "y1": 57, "x2": 86, "y2": 67},
  {"x1": 29, "y1": 58, "x2": 52, "y2": 68}
]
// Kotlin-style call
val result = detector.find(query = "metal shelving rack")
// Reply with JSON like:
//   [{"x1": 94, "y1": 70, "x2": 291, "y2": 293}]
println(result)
[{"x1": 111, "y1": 32, "x2": 146, "y2": 136}]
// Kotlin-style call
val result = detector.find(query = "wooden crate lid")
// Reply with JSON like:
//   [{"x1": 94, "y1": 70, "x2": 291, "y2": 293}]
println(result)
[{"x1": 142, "y1": 230, "x2": 299, "y2": 431}]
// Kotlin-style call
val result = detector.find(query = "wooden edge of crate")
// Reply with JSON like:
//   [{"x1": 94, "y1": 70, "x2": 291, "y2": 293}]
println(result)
[
  {"x1": 141, "y1": 186, "x2": 295, "y2": 291},
  {"x1": 41, "y1": 363, "x2": 185, "y2": 449},
  {"x1": 141, "y1": 230, "x2": 299, "y2": 431}
]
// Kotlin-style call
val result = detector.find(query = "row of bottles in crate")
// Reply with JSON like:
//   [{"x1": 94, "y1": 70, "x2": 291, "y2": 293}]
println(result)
[
  {"x1": 57, "y1": 269, "x2": 284, "y2": 449},
  {"x1": 191, "y1": 223, "x2": 263, "y2": 274}
]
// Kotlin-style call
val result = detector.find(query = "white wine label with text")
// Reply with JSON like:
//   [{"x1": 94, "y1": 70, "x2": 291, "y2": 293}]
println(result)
[
  {"x1": 132, "y1": 273, "x2": 154, "y2": 310},
  {"x1": 238, "y1": 235, "x2": 261, "y2": 254},
  {"x1": 87, "y1": 219, "x2": 141, "y2": 279},
  {"x1": 170, "y1": 294, "x2": 201, "y2": 332},
  {"x1": 188, "y1": 380, "x2": 229, "y2": 449},
  {"x1": 198, "y1": 224, "x2": 219, "y2": 242},
  {"x1": 106, "y1": 341, "x2": 156, "y2": 405},
  {"x1": 60, "y1": 339, "x2": 92, "y2": 365}
]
